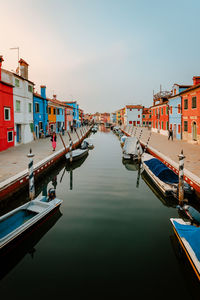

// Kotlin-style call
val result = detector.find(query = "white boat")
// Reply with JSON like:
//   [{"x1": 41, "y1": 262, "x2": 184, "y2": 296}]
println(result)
[
  {"x1": 122, "y1": 137, "x2": 143, "y2": 160},
  {"x1": 91, "y1": 126, "x2": 98, "y2": 133},
  {"x1": 170, "y1": 218, "x2": 200, "y2": 281},
  {"x1": 0, "y1": 194, "x2": 62, "y2": 251},
  {"x1": 81, "y1": 138, "x2": 94, "y2": 150},
  {"x1": 65, "y1": 148, "x2": 89, "y2": 162},
  {"x1": 142, "y1": 153, "x2": 193, "y2": 197},
  {"x1": 120, "y1": 135, "x2": 127, "y2": 147}
]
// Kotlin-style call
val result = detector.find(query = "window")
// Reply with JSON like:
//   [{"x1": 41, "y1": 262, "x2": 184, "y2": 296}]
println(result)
[
  {"x1": 143, "y1": 115, "x2": 145, "y2": 118},
  {"x1": 184, "y1": 121, "x2": 188, "y2": 131},
  {"x1": 29, "y1": 103, "x2": 32, "y2": 113},
  {"x1": 57, "y1": 109, "x2": 60, "y2": 115},
  {"x1": 192, "y1": 97, "x2": 197, "y2": 109},
  {"x1": 178, "y1": 124, "x2": 181, "y2": 133},
  {"x1": 16, "y1": 100, "x2": 21, "y2": 112},
  {"x1": 143, "y1": 121, "x2": 145, "y2": 125},
  {"x1": 162, "y1": 121, "x2": 164, "y2": 129},
  {"x1": 138, "y1": 109, "x2": 140, "y2": 111},
  {"x1": 166, "y1": 121, "x2": 169, "y2": 130},
  {"x1": 149, "y1": 115, "x2": 151, "y2": 119},
  {"x1": 35, "y1": 103, "x2": 39, "y2": 113},
  {"x1": 53, "y1": 108, "x2": 56, "y2": 115},
  {"x1": 129, "y1": 121, "x2": 132, "y2": 124},
  {"x1": 166, "y1": 106, "x2": 169, "y2": 115},
  {"x1": 170, "y1": 106, "x2": 172, "y2": 114},
  {"x1": 28, "y1": 85, "x2": 33, "y2": 93},
  {"x1": 178, "y1": 104, "x2": 181, "y2": 114},
  {"x1": 4, "y1": 107, "x2": 10, "y2": 120},
  {"x1": 15, "y1": 78, "x2": 20, "y2": 87},
  {"x1": 138, "y1": 115, "x2": 140, "y2": 118},
  {"x1": 137, "y1": 121, "x2": 140, "y2": 124},
  {"x1": 48, "y1": 107, "x2": 51, "y2": 114},
  {"x1": 161, "y1": 108, "x2": 163, "y2": 115},
  {"x1": 130, "y1": 109, "x2": 132, "y2": 111},
  {"x1": 8, "y1": 131, "x2": 13, "y2": 142},
  {"x1": 184, "y1": 99, "x2": 188, "y2": 109}
]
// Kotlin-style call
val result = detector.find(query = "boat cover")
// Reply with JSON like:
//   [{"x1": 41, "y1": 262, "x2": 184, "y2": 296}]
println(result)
[
  {"x1": 145, "y1": 158, "x2": 178, "y2": 184},
  {"x1": 173, "y1": 220, "x2": 200, "y2": 261},
  {"x1": 123, "y1": 137, "x2": 143, "y2": 155}
]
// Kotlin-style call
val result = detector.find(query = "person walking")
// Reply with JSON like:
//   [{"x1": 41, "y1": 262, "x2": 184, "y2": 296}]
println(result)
[
  {"x1": 168, "y1": 129, "x2": 173, "y2": 141},
  {"x1": 70, "y1": 124, "x2": 73, "y2": 133},
  {"x1": 51, "y1": 132, "x2": 57, "y2": 151}
]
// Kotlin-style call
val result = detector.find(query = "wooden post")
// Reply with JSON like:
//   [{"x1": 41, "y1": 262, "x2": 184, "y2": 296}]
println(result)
[
  {"x1": 59, "y1": 133, "x2": 67, "y2": 152},
  {"x1": 75, "y1": 128, "x2": 80, "y2": 140},
  {"x1": 27, "y1": 148, "x2": 35, "y2": 200},
  {"x1": 136, "y1": 139, "x2": 141, "y2": 163},
  {"x1": 178, "y1": 150, "x2": 185, "y2": 205},
  {"x1": 144, "y1": 131, "x2": 152, "y2": 153},
  {"x1": 138, "y1": 129, "x2": 143, "y2": 140},
  {"x1": 134, "y1": 127, "x2": 137, "y2": 137}
]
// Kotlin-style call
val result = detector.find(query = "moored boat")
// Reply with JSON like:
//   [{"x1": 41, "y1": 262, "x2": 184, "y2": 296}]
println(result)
[
  {"x1": 81, "y1": 138, "x2": 94, "y2": 150},
  {"x1": 65, "y1": 148, "x2": 89, "y2": 162},
  {"x1": 122, "y1": 137, "x2": 143, "y2": 160}
]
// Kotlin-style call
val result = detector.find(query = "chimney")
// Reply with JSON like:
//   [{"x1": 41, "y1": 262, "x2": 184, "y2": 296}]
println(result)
[
  {"x1": 19, "y1": 58, "x2": 29, "y2": 80},
  {"x1": 0, "y1": 55, "x2": 4, "y2": 81},
  {"x1": 53, "y1": 94, "x2": 57, "y2": 100},
  {"x1": 193, "y1": 76, "x2": 200, "y2": 86},
  {"x1": 40, "y1": 85, "x2": 46, "y2": 99}
]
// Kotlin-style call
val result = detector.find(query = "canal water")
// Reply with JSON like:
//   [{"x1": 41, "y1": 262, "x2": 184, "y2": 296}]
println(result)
[{"x1": 0, "y1": 127, "x2": 200, "y2": 299}]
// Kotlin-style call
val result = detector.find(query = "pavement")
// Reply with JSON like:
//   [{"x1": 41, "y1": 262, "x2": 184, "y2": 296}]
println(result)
[
  {"x1": 124, "y1": 126, "x2": 200, "y2": 178},
  {"x1": 0, "y1": 127, "x2": 89, "y2": 183}
]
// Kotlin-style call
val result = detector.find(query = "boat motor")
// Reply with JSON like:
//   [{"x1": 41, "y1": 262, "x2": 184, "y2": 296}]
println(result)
[{"x1": 48, "y1": 188, "x2": 56, "y2": 201}]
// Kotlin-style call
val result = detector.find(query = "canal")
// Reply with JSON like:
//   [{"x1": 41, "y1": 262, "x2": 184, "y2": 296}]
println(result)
[{"x1": 0, "y1": 127, "x2": 200, "y2": 299}]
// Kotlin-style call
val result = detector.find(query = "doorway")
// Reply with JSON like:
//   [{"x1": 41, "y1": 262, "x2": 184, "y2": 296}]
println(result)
[
  {"x1": 192, "y1": 122, "x2": 197, "y2": 141},
  {"x1": 173, "y1": 124, "x2": 176, "y2": 138},
  {"x1": 16, "y1": 124, "x2": 21, "y2": 143}
]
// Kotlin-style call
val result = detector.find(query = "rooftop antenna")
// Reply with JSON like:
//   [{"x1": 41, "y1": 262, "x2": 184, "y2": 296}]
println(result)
[{"x1": 10, "y1": 47, "x2": 19, "y2": 74}]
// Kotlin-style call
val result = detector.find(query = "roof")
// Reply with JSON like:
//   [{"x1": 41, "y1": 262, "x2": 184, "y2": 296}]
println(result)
[
  {"x1": 173, "y1": 84, "x2": 191, "y2": 88},
  {"x1": 1, "y1": 68, "x2": 34, "y2": 85},
  {"x1": 179, "y1": 83, "x2": 200, "y2": 95},
  {"x1": 19, "y1": 58, "x2": 29, "y2": 66},
  {"x1": 150, "y1": 101, "x2": 169, "y2": 109},
  {"x1": 48, "y1": 98, "x2": 73, "y2": 109},
  {"x1": 0, "y1": 80, "x2": 14, "y2": 88},
  {"x1": 126, "y1": 105, "x2": 144, "y2": 109},
  {"x1": 33, "y1": 92, "x2": 46, "y2": 100}
]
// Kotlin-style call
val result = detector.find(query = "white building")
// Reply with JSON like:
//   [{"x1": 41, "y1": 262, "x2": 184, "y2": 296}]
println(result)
[
  {"x1": 124, "y1": 105, "x2": 143, "y2": 126},
  {"x1": 1, "y1": 59, "x2": 34, "y2": 145}
]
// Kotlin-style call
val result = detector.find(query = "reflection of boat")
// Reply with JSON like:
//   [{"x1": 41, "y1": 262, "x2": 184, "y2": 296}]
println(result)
[
  {"x1": 65, "y1": 148, "x2": 89, "y2": 162},
  {"x1": 0, "y1": 208, "x2": 62, "y2": 280},
  {"x1": 122, "y1": 159, "x2": 139, "y2": 171},
  {"x1": 65, "y1": 154, "x2": 88, "y2": 172},
  {"x1": 123, "y1": 137, "x2": 143, "y2": 160},
  {"x1": 170, "y1": 218, "x2": 200, "y2": 281},
  {"x1": 142, "y1": 153, "x2": 193, "y2": 197},
  {"x1": 0, "y1": 195, "x2": 62, "y2": 252},
  {"x1": 141, "y1": 171, "x2": 177, "y2": 208}
]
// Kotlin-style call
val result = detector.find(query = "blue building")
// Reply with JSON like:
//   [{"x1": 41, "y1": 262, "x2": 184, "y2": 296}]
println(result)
[
  {"x1": 33, "y1": 85, "x2": 48, "y2": 138},
  {"x1": 169, "y1": 84, "x2": 191, "y2": 140},
  {"x1": 64, "y1": 101, "x2": 80, "y2": 128},
  {"x1": 56, "y1": 105, "x2": 65, "y2": 133}
]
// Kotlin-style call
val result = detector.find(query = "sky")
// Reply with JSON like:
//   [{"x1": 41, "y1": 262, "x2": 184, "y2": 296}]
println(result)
[{"x1": 1, "y1": 0, "x2": 200, "y2": 113}]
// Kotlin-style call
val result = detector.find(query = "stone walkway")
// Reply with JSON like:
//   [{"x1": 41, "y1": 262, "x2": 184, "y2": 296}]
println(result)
[
  {"x1": 124, "y1": 126, "x2": 200, "y2": 178},
  {"x1": 0, "y1": 127, "x2": 89, "y2": 183}
]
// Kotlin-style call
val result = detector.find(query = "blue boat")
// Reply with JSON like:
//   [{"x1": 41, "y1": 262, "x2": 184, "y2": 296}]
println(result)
[{"x1": 170, "y1": 218, "x2": 200, "y2": 281}]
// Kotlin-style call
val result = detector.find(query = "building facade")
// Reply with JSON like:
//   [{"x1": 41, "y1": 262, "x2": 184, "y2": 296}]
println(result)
[
  {"x1": 0, "y1": 56, "x2": 15, "y2": 151},
  {"x1": 33, "y1": 85, "x2": 48, "y2": 138},
  {"x1": 142, "y1": 107, "x2": 152, "y2": 127},
  {"x1": 64, "y1": 105, "x2": 73, "y2": 130},
  {"x1": 64, "y1": 101, "x2": 80, "y2": 128},
  {"x1": 124, "y1": 105, "x2": 143, "y2": 126}
]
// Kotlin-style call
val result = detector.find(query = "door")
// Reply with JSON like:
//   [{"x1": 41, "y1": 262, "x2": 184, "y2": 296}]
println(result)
[
  {"x1": 35, "y1": 125, "x2": 39, "y2": 138},
  {"x1": 16, "y1": 124, "x2": 21, "y2": 143},
  {"x1": 173, "y1": 124, "x2": 176, "y2": 138},
  {"x1": 192, "y1": 122, "x2": 197, "y2": 141}
]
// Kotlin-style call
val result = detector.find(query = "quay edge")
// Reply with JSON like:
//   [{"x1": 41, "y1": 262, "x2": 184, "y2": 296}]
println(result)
[{"x1": 0, "y1": 126, "x2": 92, "y2": 201}]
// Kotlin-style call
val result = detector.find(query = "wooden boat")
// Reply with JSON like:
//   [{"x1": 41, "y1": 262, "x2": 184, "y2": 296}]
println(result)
[
  {"x1": 142, "y1": 153, "x2": 193, "y2": 197},
  {"x1": 65, "y1": 148, "x2": 89, "y2": 162},
  {"x1": 122, "y1": 137, "x2": 143, "y2": 160},
  {"x1": 170, "y1": 218, "x2": 200, "y2": 281},
  {"x1": 81, "y1": 138, "x2": 94, "y2": 150},
  {"x1": 0, "y1": 194, "x2": 62, "y2": 251}
]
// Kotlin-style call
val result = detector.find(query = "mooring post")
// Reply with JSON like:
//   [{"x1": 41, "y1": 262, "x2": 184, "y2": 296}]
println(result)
[
  {"x1": 144, "y1": 131, "x2": 152, "y2": 153},
  {"x1": 59, "y1": 133, "x2": 67, "y2": 152},
  {"x1": 75, "y1": 128, "x2": 80, "y2": 140},
  {"x1": 138, "y1": 129, "x2": 143, "y2": 140},
  {"x1": 69, "y1": 139, "x2": 73, "y2": 163},
  {"x1": 134, "y1": 127, "x2": 137, "y2": 137},
  {"x1": 27, "y1": 148, "x2": 35, "y2": 200},
  {"x1": 178, "y1": 150, "x2": 185, "y2": 205},
  {"x1": 136, "y1": 139, "x2": 141, "y2": 163}
]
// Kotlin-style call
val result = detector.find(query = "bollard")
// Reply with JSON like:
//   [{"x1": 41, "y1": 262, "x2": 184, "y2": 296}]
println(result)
[
  {"x1": 138, "y1": 129, "x2": 143, "y2": 140},
  {"x1": 178, "y1": 150, "x2": 185, "y2": 205},
  {"x1": 130, "y1": 126, "x2": 134, "y2": 136},
  {"x1": 134, "y1": 127, "x2": 137, "y2": 137},
  {"x1": 144, "y1": 131, "x2": 152, "y2": 153},
  {"x1": 27, "y1": 148, "x2": 35, "y2": 200},
  {"x1": 69, "y1": 139, "x2": 73, "y2": 163},
  {"x1": 136, "y1": 139, "x2": 141, "y2": 163}
]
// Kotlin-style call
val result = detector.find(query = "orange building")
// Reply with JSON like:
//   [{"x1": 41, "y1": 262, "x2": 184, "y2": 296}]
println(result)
[{"x1": 142, "y1": 107, "x2": 152, "y2": 127}]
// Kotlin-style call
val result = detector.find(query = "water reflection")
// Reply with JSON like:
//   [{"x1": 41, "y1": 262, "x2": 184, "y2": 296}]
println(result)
[
  {"x1": 122, "y1": 158, "x2": 142, "y2": 188},
  {"x1": 0, "y1": 208, "x2": 62, "y2": 280}
]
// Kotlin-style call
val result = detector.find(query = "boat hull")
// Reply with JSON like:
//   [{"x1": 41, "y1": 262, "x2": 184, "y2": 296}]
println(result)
[{"x1": 65, "y1": 149, "x2": 89, "y2": 162}]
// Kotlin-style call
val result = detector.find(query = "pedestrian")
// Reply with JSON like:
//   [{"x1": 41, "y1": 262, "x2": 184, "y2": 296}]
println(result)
[
  {"x1": 51, "y1": 132, "x2": 57, "y2": 151},
  {"x1": 168, "y1": 129, "x2": 173, "y2": 141},
  {"x1": 71, "y1": 124, "x2": 73, "y2": 133},
  {"x1": 62, "y1": 126, "x2": 65, "y2": 136}
]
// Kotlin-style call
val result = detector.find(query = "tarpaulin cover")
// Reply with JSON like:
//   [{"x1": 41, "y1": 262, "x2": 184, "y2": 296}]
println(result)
[
  {"x1": 145, "y1": 158, "x2": 178, "y2": 184},
  {"x1": 173, "y1": 220, "x2": 200, "y2": 261}
]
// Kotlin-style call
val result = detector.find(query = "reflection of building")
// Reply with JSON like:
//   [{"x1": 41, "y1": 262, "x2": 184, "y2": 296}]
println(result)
[
  {"x1": 0, "y1": 56, "x2": 14, "y2": 151},
  {"x1": 180, "y1": 76, "x2": 200, "y2": 144},
  {"x1": 1, "y1": 58, "x2": 34, "y2": 145}
]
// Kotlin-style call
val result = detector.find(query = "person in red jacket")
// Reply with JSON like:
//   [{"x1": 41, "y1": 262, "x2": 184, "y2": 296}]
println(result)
[{"x1": 51, "y1": 132, "x2": 57, "y2": 151}]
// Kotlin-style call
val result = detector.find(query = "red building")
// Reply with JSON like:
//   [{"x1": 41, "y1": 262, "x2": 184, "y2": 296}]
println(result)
[
  {"x1": 180, "y1": 76, "x2": 200, "y2": 144},
  {"x1": 0, "y1": 56, "x2": 14, "y2": 151},
  {"x1": 151, "y1": 91, "x2": 171, "y2": 136},
  {"x1": 142, "y1": 107, "x2": 152, "y2": 127}
]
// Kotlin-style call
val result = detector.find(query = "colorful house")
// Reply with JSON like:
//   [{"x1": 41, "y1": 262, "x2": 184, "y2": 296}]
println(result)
[
  {"x1": 180, "y1": 76, "x2": 200, "y2": 144},
  {"x1": 64, "y1": 105, "x2": 73, "y2": 130},
  {"x1": 64, "y1": 101, "x2": 80, "y2": 128},
  {"x1": 33, "y1": 85, "x2": 48, "y2": 138},
  {"x1": 124, "y1": 105, "x2": 143, "y2": 126},
  {"x1": 168, "y1": 84, "x2": 191, "y2": 140},
  {"x1": 0, "y1": 56, "x2": 15, "y2": 151},
  {"x1": 48, "y1": 96, "x2": 65, "y2": 133},
  {"x1": 1, "y1": 58, "x2": 34, "y2": 145},
  {"x1": 142, "y1": 107, "x2": 152, "y2": 127}
]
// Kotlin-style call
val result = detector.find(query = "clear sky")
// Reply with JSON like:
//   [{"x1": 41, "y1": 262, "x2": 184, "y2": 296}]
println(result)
[{"x1": 1, "y1": 0, "x2": 200, "y2": 113}]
